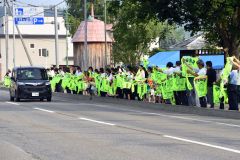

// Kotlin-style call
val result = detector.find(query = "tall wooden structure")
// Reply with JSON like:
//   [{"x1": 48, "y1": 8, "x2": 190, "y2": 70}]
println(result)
[{"x1": 72, "y1": 4, "x2": 113, "y2": 70}]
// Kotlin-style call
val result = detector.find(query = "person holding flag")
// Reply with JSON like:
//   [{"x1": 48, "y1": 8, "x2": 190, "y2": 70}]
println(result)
[{"x1": 184, "y1": 59, "x2": 207, "y2": 108}]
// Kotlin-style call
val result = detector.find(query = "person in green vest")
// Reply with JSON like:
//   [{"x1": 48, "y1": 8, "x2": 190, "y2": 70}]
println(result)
[
  {"x1": 123, "y1": 66, "x2": 134, "y2": 100},
  {"x1": 135, "y1": 65, "x2": 147, "y2": 100},
  {"x1": 182, "y1": 56, "x2": 199, "y2": 106},
  {"x1": 99, "y1": 68, "x2": 108, "y2": 97},
  {"x1": 115, "y1": 67, "x2": 124, "y2": 99},
  {"x1": 186, "y1": 59, "x2": 207, "y2": 108},
  {"x1": 158, "y1": 62, "x2": 175, "y2": 104},
  {"x1": 4, "y1": 69, "x2": 11, "y2": 88},
  {"x1": 173, "y1": 61, "x2": 188, "y2": 105}
]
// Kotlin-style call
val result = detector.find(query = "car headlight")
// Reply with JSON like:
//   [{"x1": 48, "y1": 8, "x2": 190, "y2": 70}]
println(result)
[
  {"x1": 17, "y1": 82, "x2": 25, "y2": 85},
  {"x1": 45, "y1": 82, "x2": 51, "y2": 85}
]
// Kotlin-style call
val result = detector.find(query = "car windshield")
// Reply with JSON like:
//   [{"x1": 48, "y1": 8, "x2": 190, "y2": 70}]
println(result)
[{"x1": 17, "y1": 68, "x2": 48, "y2": 80}]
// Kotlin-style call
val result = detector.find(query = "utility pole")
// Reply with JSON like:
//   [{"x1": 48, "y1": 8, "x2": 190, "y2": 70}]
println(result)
[
  {"x1": 4, "y1": 0, "x2": 9, "y2": 71},
  {"x1": 104, "y1": 0, "x2": 107, "y2": 68},
  {"x1": 65, "y1": 9, "x2": 69, "y2": 66},
  {"x1": 84, "y1": 0, "x2": 88, "y2": 70},
  {"x1": 54, "y1": 5, "x2": 59, "y2": 68},
  {"x1": 12, "y1": 0, "x2": 15, "y2": 67}
]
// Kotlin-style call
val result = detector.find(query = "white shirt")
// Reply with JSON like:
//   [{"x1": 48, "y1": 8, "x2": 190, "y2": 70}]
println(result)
[
  {"x1": 101, "y1": 73, "x2": 106, "y2": 78},
  {"x1": 49, "y1": 70, "x2": 55, "y2": 77},
  {"x1": 229, "y1": 70, "x2": 240, "y2": 85},
  {"x1": 75, "y1": 70, "x2": 82, "y2": 76},
  {"x1": 108, "y1": 73, "x2": 113, "y2": 81},
  {"x1": 196, "y1": 68, "x2": 207, "y2": 76},
  {"x1": 174, "y1": 66, "x2": 181, "y2": 73},
  {"x1": 163, "y1": 67, "x2": 175, "y2": 75}
]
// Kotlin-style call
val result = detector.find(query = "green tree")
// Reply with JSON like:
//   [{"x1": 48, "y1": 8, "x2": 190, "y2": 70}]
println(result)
[
  {"x1": 110, "y1": 0, "x2": 180, "y2": 65},
  {"x1": 130, "y1": 0, "x2": 240, "y2": 57}
]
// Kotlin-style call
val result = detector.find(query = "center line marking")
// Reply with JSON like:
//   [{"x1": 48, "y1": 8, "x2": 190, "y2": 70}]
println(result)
[
  {"x1": 34, "y1": 108, "x2": 55, "y2": 113},
  {"x1": 5, "y1": 102, "x2": 20, "y2": 106},
  {"x1": 163, "y1": 135, "x2": 240, "y2": 154},
  {"x1": 79, "y1": 117, "x2": 116, "y2": 126}
]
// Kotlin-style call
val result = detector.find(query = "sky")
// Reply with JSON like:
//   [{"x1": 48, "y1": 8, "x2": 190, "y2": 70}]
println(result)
[{"x1": 17, "y1": 0, "x2": 67, "y2": 8}]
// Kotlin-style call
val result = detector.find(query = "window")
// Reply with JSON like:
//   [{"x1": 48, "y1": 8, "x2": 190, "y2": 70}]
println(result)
[
  {"x1": 30, "y1": 44, "x2": 35, "y2": 49},
  {"x1": 17, "y1": 68, "x2": 48, "y2": 80},
  {"x1": 42, "y1": 49, "x2": 49, "y2": 57},
  {"x1": 38, "y1": 49, "x2": 49, "y2": 57}
]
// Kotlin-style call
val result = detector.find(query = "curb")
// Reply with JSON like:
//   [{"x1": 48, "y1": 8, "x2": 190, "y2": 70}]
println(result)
[{"x1": 53, "y1": 92, "x2": 240, "y2": 120}]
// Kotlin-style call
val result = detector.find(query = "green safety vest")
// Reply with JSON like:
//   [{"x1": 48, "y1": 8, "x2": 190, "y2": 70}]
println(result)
[
  {"x1": 181, "y1": 56, "x2": 199, "y2": 77},
  {"x1": 194, "y1": 76, "x2": 207, "y2": 98},
  {"x1": 173, "y1": 74, "x2": 186, "y2": 91},
  {"x1": 50, "y1": 74, "x2": 62, "y2": 91},
  {"x1": 101, "y1": 78, "x2": 110, "y2": 92},
  {"x1": 4, "y1": 76, "x2": 11, "y2": 88},
  {"x1": 137, "y1": 83, "x2": 147, "y2": 99},
  {"x1": 213, "y1": 85, "x2": 220, "y2": 104},
  {"x1": 161, "y1": 79, "x2": 174, "y2": 100}
]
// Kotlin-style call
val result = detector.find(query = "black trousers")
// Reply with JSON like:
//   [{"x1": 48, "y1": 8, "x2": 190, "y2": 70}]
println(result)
[
  {"x1": 56, "y1": 80, "x2": 63, "y2": 92},
  {"x1": 100, "y1": 91, "x2": 107, "y2": 97},
  {"x1": 174, "y1": 91, "x2": 188, "y2": 106},
  {"x1": 227, "y1": 84, "x2": 239, "y2": 111},
  {"x1": 66, "y1": 87, "x2": 71, "y2": 93},
  {"x1": 199, "y1": 97, "x2": 207, "y2": 108},
  {"x1": 219, "y1": 97, "x2": 224, "y2": 110},
  {"x1": 116, "y1": 87, "x2": 124, "y2": 99}
]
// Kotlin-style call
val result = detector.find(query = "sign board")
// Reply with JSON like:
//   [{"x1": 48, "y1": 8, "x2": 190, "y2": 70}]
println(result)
[
  {"x1": 14, "y1": 17, "x2": 44, "y2": 25},
  {"x1": 14, "y1": 7, "x2": 44, "y2": 17},
  {"x1": 14, "y1": 7, "x2": 44, "y2": 25}
]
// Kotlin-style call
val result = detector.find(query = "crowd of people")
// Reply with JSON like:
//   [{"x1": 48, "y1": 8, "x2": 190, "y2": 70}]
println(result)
[{"x1": 47, "y1": 56, "x2": 240, "y2": 111}]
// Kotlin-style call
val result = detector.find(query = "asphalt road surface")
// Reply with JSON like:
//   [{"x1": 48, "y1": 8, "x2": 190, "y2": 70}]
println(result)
[{"x1": 0, "y1": 89, "x2": 240, "y2": 160}]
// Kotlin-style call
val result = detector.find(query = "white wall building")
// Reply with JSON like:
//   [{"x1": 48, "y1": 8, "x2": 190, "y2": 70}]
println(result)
[{"x1": 0, "y1": 7, "x2": 73, "y2": 80}]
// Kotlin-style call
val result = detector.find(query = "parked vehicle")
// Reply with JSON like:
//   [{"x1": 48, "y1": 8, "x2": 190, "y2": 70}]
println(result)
[{"x1": 9, "y1": 67, "x2": 52, "y2": 102}]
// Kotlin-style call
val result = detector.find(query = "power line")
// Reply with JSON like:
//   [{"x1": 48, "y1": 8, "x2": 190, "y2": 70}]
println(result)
[{"x1": 14, "y1": 0, "x2": 41, "y2": 7}]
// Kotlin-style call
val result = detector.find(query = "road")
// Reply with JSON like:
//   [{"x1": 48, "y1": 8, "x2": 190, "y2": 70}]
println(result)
[{"x1": 0, "y1": 89, "x2": 240, "y2": 160}]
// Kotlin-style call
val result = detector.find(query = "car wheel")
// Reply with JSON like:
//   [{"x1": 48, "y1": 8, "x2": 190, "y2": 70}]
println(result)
[
  {"x1": 47, "y1": 97, "x2": 52, "y2": 102},
  {"x1": 40, "y1": 98, "x2": 44, "y2": 101},
  {"x1": 15, "y1": 91, "x2": 20, "y2": 102}
]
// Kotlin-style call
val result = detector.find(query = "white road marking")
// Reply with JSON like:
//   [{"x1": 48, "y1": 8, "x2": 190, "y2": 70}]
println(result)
[
  {"x1": 34, "y1": 108, "x2": 55, "y2": 113},
  {"x1": 5, "y1": 102, "x2": 20, "y2": 106},
  {"x1": 79, "y1": 117, "x2": 116, "y2": 126},
  {"x1": 78, "y1": 103, "x2": 240, "y2": 128},
  {"x1": 216, "y1": 122, "x2": 240, "y2": 128},
  {"x1": 35, "y1": 100, "x2": 240, "y2": 129},
  {"x1": 164, "y1": 135, "x2": 240, "y2": 154}
]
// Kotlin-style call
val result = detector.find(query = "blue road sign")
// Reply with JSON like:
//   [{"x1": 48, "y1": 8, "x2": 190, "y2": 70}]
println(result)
[
  {"x1": 15, "y1": 8, "x2": 24, "y2": 16},
  {"x1": 14, "y1": 17, "x2": 44, "y2": 25}
]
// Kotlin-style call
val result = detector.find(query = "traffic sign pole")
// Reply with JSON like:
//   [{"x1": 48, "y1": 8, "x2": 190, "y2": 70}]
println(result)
[
  {"x1": 12, "y1": 1, "x2": 16, "y2": 67},
  {"x1": 54, "y1": 6, "x2": 59, "y2": 68}
]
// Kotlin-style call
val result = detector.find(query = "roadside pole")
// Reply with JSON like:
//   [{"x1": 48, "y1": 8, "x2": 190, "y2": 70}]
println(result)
[
  {"x1": 104, "y1": 0, "x2": 107, "y2": 68},
  {"x1": 84, "y1": 0, "x2": 88, "y2": 70},
  {"x1": 12, "y1": 1, "x2": 15, "y2": 67},
  {"x1": 4, "y1": 0, "x2": 9, "y2": 71},
  {"x1": 54, "y1": 6, "x2": 59, "y2": 68},
  {"x1": 65, "y1": 9, "x2": 69, "y2": 66}
]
